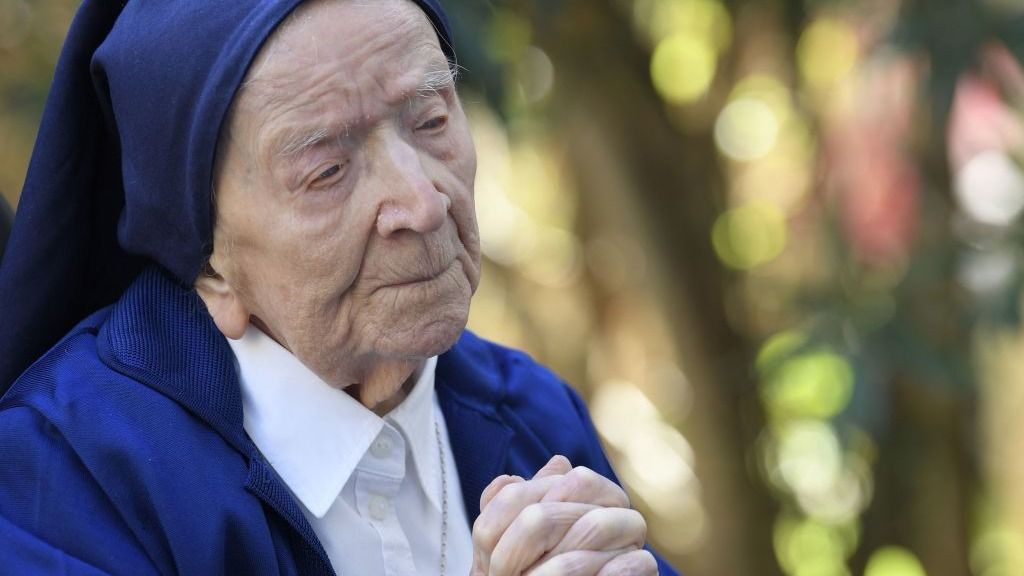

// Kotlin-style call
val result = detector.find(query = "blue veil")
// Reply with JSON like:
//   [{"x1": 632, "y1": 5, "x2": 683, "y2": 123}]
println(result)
[{"x1": 0, "y1": 0, "x2": 455, "y2": 392}]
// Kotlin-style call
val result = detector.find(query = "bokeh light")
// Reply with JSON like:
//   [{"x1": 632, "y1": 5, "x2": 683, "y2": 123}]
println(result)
[
  {"x1": 650, "y1": 34, "x2": 717, "y2": 104},
  {"x1": 519, "y1": 46, "x2": 555, "y2": 104},
  {"x1": 774, "y1": 515, "x2": 853, "y2": 576},
  {"x1": 957, "y1": 248, "x2": 1017, "y2": 296},
  {"x1": 761, "y1": 350, "x2": 854, "y2": 420},
  {"x1": 712, "y1": 201, "x2": 787, "y2": 269},
  {"x1": 971, "y1": 527, "x2": 1024, "y2": 576},
  {"x1": 635, "y1": 0, "x2": 732, "y2": 51},
  {"x1": 953, "y1": 150, "x2": 1024, "y2": 227},
  {"x1": 714, "y1": 97, "x2": 780, "y2": 161},
  {"x1": 591, "y1": 381, "x2": 707, "y2": 553},
  {"x1": 864, "y1": 546, "x2": 927, "y2": 576},
  {"x1": 797, "y1": 18, "x2": 859, "y2": 91},
  {"x1": 775, "y1": 421, "x2": 842, "y2": 497}
]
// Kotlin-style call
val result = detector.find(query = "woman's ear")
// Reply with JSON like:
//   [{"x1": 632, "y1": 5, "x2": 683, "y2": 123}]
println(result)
[{"x1": 194, "y1": 260, "x2": 250, "y2": 340}]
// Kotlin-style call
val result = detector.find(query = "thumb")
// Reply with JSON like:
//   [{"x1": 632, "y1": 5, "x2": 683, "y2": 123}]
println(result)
[{"x1": 533, "y1": 455, "x2": 572, "y2": 480}]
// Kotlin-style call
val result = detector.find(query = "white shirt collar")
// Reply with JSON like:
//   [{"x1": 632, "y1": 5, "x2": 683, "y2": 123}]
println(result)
[{"x1": 228, "y1": 326, "x2": 440, "y2": 518}]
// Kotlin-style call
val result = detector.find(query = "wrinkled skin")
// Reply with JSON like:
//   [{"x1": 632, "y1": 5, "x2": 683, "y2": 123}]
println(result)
[
  {"x1": 473, "y1": 456, "x2": 658, "y2": 576},
  {"x1": 196, "y1": 0, "x2": 480, "y2": 411}
]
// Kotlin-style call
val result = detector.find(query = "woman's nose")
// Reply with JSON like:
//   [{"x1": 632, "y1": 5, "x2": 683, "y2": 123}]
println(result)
[{"x1": 374, "y1": 133, "x2": 448, "y2": 237}]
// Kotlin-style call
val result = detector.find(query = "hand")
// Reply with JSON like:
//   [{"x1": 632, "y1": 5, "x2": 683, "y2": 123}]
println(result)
[{"x1": 470, "y1": 456, "x2": 657, "y2": 576}]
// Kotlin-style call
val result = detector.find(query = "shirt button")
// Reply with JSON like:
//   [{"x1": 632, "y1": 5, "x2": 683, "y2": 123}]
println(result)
[
  {"x1": 368, "y1": 495, "x2": 389, "y2": 521},
  {"x1": 370, "y1": 436, "x2": 393, "y2": 458}
]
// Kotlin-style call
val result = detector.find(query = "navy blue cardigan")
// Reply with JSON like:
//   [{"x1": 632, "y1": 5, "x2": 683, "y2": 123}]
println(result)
[{"x1": 0, "y1": 267, "x2": 677, "y2": 575}]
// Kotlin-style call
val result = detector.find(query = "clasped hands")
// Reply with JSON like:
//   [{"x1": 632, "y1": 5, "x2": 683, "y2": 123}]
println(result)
[{"x1": 470, "y1": 455, "x2": 658, "y2": 576}]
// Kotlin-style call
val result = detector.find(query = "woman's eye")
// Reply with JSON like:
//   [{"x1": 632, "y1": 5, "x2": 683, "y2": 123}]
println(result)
[
  {"x1": 418, "y1": 115, "x2": 448, "y2": 131},
  {"x1": 312, "y1": 164, "x2": 341, "y2": 184}
]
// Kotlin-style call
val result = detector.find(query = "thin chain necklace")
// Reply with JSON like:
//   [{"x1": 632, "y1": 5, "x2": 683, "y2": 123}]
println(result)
[{"x1": 434, "y1": 419, "x2": 449, "y2": 576}]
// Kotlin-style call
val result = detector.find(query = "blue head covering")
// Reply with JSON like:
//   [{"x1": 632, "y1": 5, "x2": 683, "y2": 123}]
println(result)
[{"x1": 0, "y1": 0, "x2": 456, "y2": 391}]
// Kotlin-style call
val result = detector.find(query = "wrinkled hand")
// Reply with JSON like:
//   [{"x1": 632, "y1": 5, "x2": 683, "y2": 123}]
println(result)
[{"x1": 470, "y1": 455, "x2": 657, "y2": 576}]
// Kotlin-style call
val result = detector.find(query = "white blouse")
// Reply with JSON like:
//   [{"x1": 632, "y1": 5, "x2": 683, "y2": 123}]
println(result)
[{"x1": 229, "y1": 326, "x2": 473, "y2": 576}]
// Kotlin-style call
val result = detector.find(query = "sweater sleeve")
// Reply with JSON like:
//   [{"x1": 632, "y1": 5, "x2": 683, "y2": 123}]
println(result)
[{"x1": 0, "y1": 405, "x2": 161, "y2": 576}]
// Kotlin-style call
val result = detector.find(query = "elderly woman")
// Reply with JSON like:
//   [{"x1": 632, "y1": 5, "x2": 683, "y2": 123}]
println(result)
[{"x1": 0, "y1": 1, "x2": 677, "y2": 575}]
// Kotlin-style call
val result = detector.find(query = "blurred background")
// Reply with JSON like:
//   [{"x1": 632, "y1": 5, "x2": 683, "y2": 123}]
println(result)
[{"x1": 4, "y1": 0, "x2": 1024, "y2": 574}]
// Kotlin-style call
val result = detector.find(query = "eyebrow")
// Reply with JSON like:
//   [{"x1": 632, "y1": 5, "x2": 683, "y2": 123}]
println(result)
[
  {"x1": 274, "y1": 62, "x2": 459, "y2": 159},
  {"x1": 416, "y1": 63, "x2": 459, "y2": 98},
  {"x1": 278, "y1": 126, "x2": 332, "y2": 157}
]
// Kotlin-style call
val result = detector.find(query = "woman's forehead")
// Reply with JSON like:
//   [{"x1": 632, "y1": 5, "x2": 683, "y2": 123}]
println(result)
[
  {"x1": 223, "y1": 1, "x2": 452, "y2": 166},
  {"x1": 237, "y1": 0, "x2": 443, "y2": 110},
  {"x1": 250, "y1": 0, "x2": 436, "y2": 77}
]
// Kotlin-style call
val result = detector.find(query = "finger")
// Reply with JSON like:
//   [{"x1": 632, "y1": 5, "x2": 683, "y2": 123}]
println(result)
[
  {"x1": 480, "y1": 455, "x2": 571, "y2": 516},
  {"x1": 488, "y1": 502, "x2": 597, "y2": 576},
  {"x1": 533, "y1": 455, "x2": 573, "y2": 479},
  {"x1": 543, "y1": 507, "x2": 647, "y2": 560},
  {"x1": 540, "y1": 466, "x2": 630, "y2": 508},
  {"x1": 525, "y1": 548, "x2": 634, "y2": 576},
  {"x1": 595, "y1": 549, "x2": 659, "y2": 576},
  {"x1": 480, "y1": 474, "x2": 525, "y2": 512},
  {"x1": 474, "y1": 475, "x2": 525, "y2": 576},
  {"x1": 473, "y1": 475, "x2": 568, "y2": 570}
]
